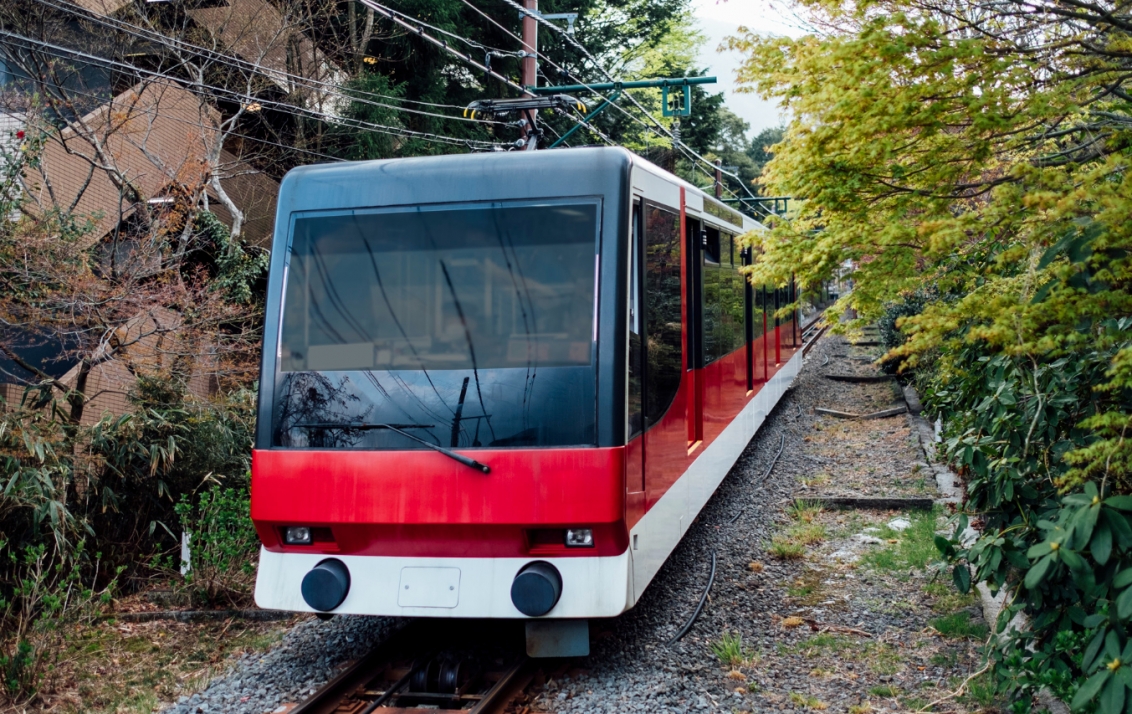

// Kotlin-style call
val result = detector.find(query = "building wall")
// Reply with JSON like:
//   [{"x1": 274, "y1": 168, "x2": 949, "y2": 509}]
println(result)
[{"x1": 25, "y1": 81, "x2": 217, "y2": 241}]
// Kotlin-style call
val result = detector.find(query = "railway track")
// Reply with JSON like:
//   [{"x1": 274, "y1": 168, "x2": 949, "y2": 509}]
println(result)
[
  {"x1": 801, "y1": 312, "x2": 829, "y2": 354},
  {"x1": 287, "y1": 620, "x2": 534, "y2": 714}
]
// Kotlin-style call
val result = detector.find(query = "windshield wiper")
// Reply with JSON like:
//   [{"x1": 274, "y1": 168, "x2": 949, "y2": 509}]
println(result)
[{"x1": 294, "y1": 422, "x2": 491, "y2": 474}]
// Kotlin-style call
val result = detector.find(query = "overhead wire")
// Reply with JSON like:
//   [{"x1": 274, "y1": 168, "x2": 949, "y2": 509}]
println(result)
[
  {"x1": 0, "y1": 29, "x2": 502, "y2": 151},
  {"x1": 454, "y1": 0, "x2": 635, "y2": 145},
  {"x1": 362, "y1": 0, "x2": 520, "y2": 58},
  {"x1": 489, "y1": 3, "x2": 767, "y2": 213},
  {"x1": 6, "y1": 78, "x2": 349, "y2": 165},
  {"x1": 356, "y1": 0, "x2": 530, "y2": 96},
  {"x1": 458, "y1": 0, "x2": 690, "y2": 143},
  {"x1": 31, "y1": 0, "x2": 473, "y2": 110},
  {"x1": 33, "y1": 0, "x2": 512, "y2": 126},
  {"x1": 354, "y1": 0, "x2": 599, "y2": 148},
  {"x1": 492, "y1": 0, "x2": 766, "y2": 204},
  {"x1": 44, "y1": 0, "x2": 770, "y2": 182},
  {"x1": 459, "y1": 0, "x2": 749, "y2": 195},
  {"x1": 28, "y1": 0, "x2": 782, "y2": 198}
]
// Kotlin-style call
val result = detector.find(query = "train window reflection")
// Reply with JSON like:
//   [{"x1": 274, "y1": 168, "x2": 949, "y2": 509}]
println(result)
[
  {"x1": 273, "y1": 201, "x2": 600, "y2": 450},
  {"x1": 703, "y1": 231, "x2": 746, "y2": 364},
  {"x1": 643, "y1": 204, "x2": 682, "y2": 428},
  {"x1": 281, "y1": 203, "x2": 598, "y2": 373}
]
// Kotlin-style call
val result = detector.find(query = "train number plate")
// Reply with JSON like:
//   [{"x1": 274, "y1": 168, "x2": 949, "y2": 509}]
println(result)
[{"x1": 397, "y1": 567, "x2": 461, "y2": 608}]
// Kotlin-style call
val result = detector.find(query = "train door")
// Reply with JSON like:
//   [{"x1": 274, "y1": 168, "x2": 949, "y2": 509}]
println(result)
[
  {"x1": 627, "y1": 200, "x2": 645, "y2": 509},
  {"x1": 744, "y1": 245, "x2": 756, "y2": 390},
  {"x1": 685, "y1": 208, "x2": 704, "y2": 449},
  {"x1": 640, "y1": 200, "x2": 684, "y2": 506},
  {"x1": 761, "y1": 286, "x2": 772, "y2": 376},
  {"x1": 774, "y1": 284, "x2": 783, "y2": 364},
  {"x1": 791, "y1": 275, "x2": 799, "y2": 347}
]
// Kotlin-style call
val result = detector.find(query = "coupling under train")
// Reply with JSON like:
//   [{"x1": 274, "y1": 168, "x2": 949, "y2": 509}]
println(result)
[{"x1": 251, "y1": 147, "x2": 807, "y2": 655}]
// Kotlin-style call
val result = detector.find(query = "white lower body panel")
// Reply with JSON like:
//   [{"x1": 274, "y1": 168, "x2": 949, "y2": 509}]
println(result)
[
  {"x1": 255, "y1": 548, "x2": 633, "y2": 618},
  {"x1": 629, "y1": 347, "x2": 803, "y2": 602}
]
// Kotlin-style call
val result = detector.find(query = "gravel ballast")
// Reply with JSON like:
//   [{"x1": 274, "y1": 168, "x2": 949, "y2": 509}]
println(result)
[
  {"x1": 163, "y1": 331, "x2": 994, "y2": 713},
  {"x1": 162, "y1": 615, "x2": 395, "y2": 714},
  {"x1": 518, "y1": 332, "x2": 994, "y2": 713}
]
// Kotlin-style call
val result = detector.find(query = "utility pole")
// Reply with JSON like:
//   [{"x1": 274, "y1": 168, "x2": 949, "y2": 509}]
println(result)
[{"x1": 520, "y1": 0, "x2": 538, "y2": 150}]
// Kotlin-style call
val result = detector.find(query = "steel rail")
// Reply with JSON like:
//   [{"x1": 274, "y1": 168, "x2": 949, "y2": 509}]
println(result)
[{"x1": 289, "y1": 621, "x2": 530, "y2": 713}]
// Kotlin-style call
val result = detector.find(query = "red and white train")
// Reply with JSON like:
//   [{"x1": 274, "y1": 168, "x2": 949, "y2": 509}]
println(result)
[{"x1": 251, "y1": 147, "x2": 805, "y2": 655}]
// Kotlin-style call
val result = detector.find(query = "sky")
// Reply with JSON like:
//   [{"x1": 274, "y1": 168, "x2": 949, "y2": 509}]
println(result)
[{"x1": 690, "y1": 0, "x2": 807, "y2": 137}]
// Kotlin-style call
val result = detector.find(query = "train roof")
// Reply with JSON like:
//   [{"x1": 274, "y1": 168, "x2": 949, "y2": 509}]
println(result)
[{"x1": 275, "y1": 146, "x2": 764, "y2": 233}]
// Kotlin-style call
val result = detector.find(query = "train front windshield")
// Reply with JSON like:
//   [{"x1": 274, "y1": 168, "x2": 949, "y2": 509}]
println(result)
[{"x1": 272, "y1": 201, "x2": 599, "y2": 450}]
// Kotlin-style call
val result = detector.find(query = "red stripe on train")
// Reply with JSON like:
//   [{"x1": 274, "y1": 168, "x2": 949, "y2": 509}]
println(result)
[
  {"x1": 251, "y1": 328, "x2": 801, "y2": 558},
  {"x1": 251, "y1": 447, "x2": 628, "y2": 557}
]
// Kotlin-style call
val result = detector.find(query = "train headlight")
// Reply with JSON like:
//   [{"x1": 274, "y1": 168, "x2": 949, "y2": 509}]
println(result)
[
  {"x1": 285, "y1": 526, "x2": 313, "y2": 545},
  {"x1": 564, "y1": 528, "x2": 594, "y2": 548}
]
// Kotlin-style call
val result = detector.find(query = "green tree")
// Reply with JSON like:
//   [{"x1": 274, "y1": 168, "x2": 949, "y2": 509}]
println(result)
[
  {"x1": 745, "y1": 125, "x2": 783, "y2": 187},
  {"x1": 728, "y1": 1, "x2": 1132, "y2": 709},
  {"x1": 328, "y1": 0, "x2": 730, "y2": 185}
]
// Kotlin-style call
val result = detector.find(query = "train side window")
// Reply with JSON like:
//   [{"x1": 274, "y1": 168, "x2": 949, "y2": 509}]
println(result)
[
  {"x1": 743, "y1": 241, "x2": 754, "y2": 390},
  {"x1": 643, "y1": 203, "x2": 682, "y2": 429},
  {"x1": 628, "y1": 201, "x2": 643, "y2": 439},
  {"x1": 725, "y1": 234, "x2": 746, "y2": 354},
  {"x1": 749, "y1": 251, "x2": 764, "y2": 340},
  {"x1": 703, "y1": 229, "x2": 746, "y2": 364}
]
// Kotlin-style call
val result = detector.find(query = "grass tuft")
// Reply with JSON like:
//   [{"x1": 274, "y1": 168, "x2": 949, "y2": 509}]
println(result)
[
  {"x1": 788, "y1": 692, "x2": 829, "y2": 710},
  {"x1": 789, "y1": 522, "x2": 828, "y2": 546},
  {"x1": 711, "y1": 631, "x2": 749, "y2": 668},
  {"x1": 769, "y1": 537, "x2": 806, "y2": 560},
  {"x1": 923, "y1": 581, "x2": 979, "y2": 613},
  {"x1": 787, "y1": 499, "x2": 824, "y2": 523},
  {"x1": 780, "y1": 634, "x2": 904, "y2": 675},
  {"x1": 860, "y1": 507, "x2": 941, "y2": 576},
  {"x1": 930, "y1": 611, "x2": 989, "y2": 640},
  {"x1": 801, "y1": 472, "x2": 831, "y2": 487},
  {"x1": 768, "y1": 501, "x2": 829, "y2": 559}
]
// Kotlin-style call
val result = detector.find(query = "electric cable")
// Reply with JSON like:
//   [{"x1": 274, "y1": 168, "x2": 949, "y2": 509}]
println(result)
[
  {"x1": 493, "y1": 0, "x2": 766, "y2": 203},
  {"x1": 33, "y1": 0, "x2": 493, "y2": 115},
  {"x1": 456, "y1": 0, "x2": 659, "y2": 147},
  {"x1": 758, "y1": 433, "x2": 787, "y2": 483},
  {"x1": 1, "y1": 32, "x2": 469, "y2": 149},
  {"x1": 667, "y1": 550, "x2": 716, "y2": 644},
  {"x1": 357, "y1": 0, "x2": 530, "y2": 96},
  {"x1": 0, "y1": 30, "x2": 502, "y2": 150},
  {"x1": 49, "y1": 0, "x2": 782, "y2": 192},
  {"x1": 4, "y1": 78, "x2": 351, "y2": 166},
  {"x1": 32, "y1": 0, "x2": 776, "y2": 188},
  {"x1": 482, "y1": 0, "x2": 759, "y2": 207}
]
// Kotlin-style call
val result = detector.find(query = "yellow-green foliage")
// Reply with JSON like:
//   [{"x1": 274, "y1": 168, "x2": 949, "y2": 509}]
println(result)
[{"x1": 727, "y1": 2, "x2": 1132, "y2": 710}]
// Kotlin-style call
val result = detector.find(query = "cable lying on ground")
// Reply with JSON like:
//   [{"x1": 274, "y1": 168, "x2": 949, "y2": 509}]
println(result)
[{"x1": 668, "y1": 551, "x2": 717, "y2": 645}]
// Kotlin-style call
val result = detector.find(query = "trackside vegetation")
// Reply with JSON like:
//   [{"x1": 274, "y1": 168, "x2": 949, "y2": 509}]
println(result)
[{"x1": 729, "y1": 0, "x2": 1132, "y2": 710}]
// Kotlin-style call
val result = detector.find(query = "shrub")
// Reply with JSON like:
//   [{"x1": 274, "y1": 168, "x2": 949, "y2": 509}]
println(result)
[
  {"x1": 927, "y1": 331, "x2": 1132, "y2": 709},
  {"x1": 0, "y1": 383, "x2": 256, "y2": 699},
  {"x1": 175, "y1": 485, "x2": 258, "y2": 607},
  {"x1": 0, "y1": 539, "x2": 122, "y2": 701}
]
